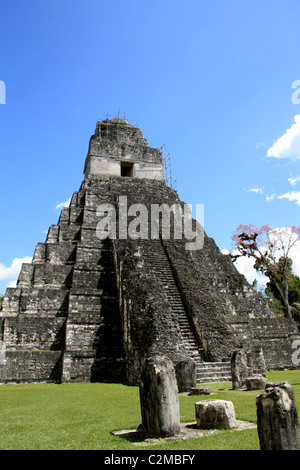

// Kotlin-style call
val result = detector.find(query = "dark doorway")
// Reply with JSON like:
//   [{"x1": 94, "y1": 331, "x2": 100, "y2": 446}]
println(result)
[{"x1": 121, "y1": 162, "x2": 134, "y2": 177}]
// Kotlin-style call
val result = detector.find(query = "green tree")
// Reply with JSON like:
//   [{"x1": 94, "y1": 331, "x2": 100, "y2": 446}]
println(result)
[
  {"x1": 0, "y1": 295, "x2": 4, "y2": 310},
  {"x1": 264, "y1": 258, "x2": 300, "y2": 323}
]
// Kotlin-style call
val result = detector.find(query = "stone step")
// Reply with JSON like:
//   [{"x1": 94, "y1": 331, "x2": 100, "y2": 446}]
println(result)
[
  {"x1": 183, "y1": 346, "x2": 199, "y2": 352},
  {"x1": 178, "y1": 319, "x2": 192, "y2": 325},
  {"x1": 141, "y1": 241, "x2": 203, "y2": 364},
  {"x1": 197, "y1": 360, "x2": 231, "y2": 367},
  {"x1": 180, "y1": 326, "x2": 196, "y2": 332},
  {"x1": 177, "y1": 322, "x2": 190, "y2": 327},
  {"x1": 196, "y1": 361, "x2": 232, "y2": 384},
  {"x1": 197, "y1": 363, "x2": 231, "y2": 372},
  {"x1": 196, "y1": 368, "x2": 231, "y2": 377},
  {"x1": 182, "y1": 338, "x2": 198, "y2": 345},
  {"x1": 197, "y1": 376, "x2": 232, "y2": 384}
]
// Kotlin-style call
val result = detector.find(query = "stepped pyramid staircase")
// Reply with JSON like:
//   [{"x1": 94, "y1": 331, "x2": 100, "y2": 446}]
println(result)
[
  {"x1": 1, "y1": 116, "x2": 299, "y2": 385},
  {"x1": 141, "y1": 239, "x2": 231, "y2": 383}
]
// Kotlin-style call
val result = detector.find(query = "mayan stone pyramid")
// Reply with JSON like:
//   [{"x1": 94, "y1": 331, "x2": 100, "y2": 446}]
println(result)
[{"x1": 1, "y1": 118, "x2": 299, "y2": 384}]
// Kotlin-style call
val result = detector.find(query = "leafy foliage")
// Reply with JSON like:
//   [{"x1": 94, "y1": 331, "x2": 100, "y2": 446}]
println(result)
[{"x1": 264, "y1": 259, "x2": 300, "y2": 325}]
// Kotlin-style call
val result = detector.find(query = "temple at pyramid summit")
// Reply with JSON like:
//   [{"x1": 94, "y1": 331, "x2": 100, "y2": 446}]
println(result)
[{"x1": 1, "y1": 117, "x2": 299, "y2": 384}]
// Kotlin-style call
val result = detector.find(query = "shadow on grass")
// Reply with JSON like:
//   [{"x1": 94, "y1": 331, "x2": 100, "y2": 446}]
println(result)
[{"x1": 111, "y1": 427, "x2": 146, "y2": 443}]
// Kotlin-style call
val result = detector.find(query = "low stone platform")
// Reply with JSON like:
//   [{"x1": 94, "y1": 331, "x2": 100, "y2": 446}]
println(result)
[
  {"x1": 188, "y1": 387, "x2": 211, "y2": 395},
  {"x1": 111, "y1": 420, "x2": 257, "y2": 446}
]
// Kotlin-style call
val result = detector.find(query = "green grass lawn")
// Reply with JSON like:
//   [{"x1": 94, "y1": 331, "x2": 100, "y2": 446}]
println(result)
[{"x1": 0, "y1": 370, "x2": 299, "y2": 450}]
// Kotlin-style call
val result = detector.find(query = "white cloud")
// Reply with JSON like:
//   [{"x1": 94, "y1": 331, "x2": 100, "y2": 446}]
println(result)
[
  {"x1": 8, "y1": 280, "x2": 18, "y2": 288},
  {"x1": 288, "y1": 175, "x2": 300, "y2": 186},
  {"x1": 278, "y1": 191, "x2": 300, "y2": 206},
  {"x1": 55, "y1": 198, "x2": 71, "y2": 210},
  {"x1": 0, "y1": 256, "x2": 32, "y2": 288},
  {"x1": 244, "y1": 187, "x2": 264, "y2": 195},
  {"x1": 290, "y1": 241, "x2": 300, "y2": 278},
  {"x1": 269, "y1": 190, "x2": 300, "y2": 206},
  {"x1": 235, "y1": 254, "x2": 268, "y2": 290},
  {"x1": 221, "y1": 249, "x2": 268, "y2": 290},
  {"x1": 266, "y1": 193, "x2": 276, "y2": 202},
  {"x1": 256, "y1": 142, "x2": 266, "y2": 149},
  {"x1": 248, "y1": 187, "x2": 264, "y2": 194},
  {"x1": 267, "y1": 114, "x2": 300, "y2": 160}
]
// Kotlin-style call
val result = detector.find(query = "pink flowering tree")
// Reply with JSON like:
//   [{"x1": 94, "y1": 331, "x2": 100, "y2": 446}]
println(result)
[{"x1": 231, "y1": 224, "x2": 300, "y2": 318}]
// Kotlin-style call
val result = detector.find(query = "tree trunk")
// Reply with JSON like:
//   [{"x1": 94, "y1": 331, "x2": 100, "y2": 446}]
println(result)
[
  {"x1": 273, "y1": 275, "x2": 292, "y2": 318},
  {"x1": 283, "y1": 269, "x2": 292, "y2": 318},
  {"x1": 272, "y1": 274, "x2": 292, "y2": 318}
]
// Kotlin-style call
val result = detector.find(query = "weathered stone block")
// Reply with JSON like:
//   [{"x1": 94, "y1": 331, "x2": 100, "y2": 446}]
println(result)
[
  {"x1": 0, "y1": 288, "x2": 21, "y2": 316},
  {"x1": 245, "y1": 375, "x2": 266, "y2": 391},
  {"x1": 33, "y1": 264, "x2": 73, "y2": 287},
  {"x1": 3, "y1": 317, "x2": 65, "y2": 350},
  {"x1": 62, "y1": 351, "x2": 96, "y2": 383},
  {"x1": 195, "y1": 399, "x2": 236, "y2": 429},
  {"x1": 2, "y1": 350, "x2": 62, "y2": 383},
  {"x1": 17, "y1": 264, "x2": 34, "y2": 286},
  {"x1": 75, "y1": 246, "x2": 102, "y2": 267},
  {"x1": 18, "y1": 287, "x2": 69, "y2": 316},
  {"x1": 33, "y1": 243, "x2": 46, "y2": 263},
  {"x1": 231, "y1": 348, "x2": 251, "y2": 389},
  {"x1": 256, "y1": 382, "x2": 300, "y2": 450},
  {"x1": 175, "y1": 357, "x2": 196, "y2": 392},
  {"x1": 189, "y1": 387, "x2": 211, "y2": 395},
  {"x1": 46, "y1": 242, "x2": 76, "y2": 265},
  {"x1": 251, "y1": 344, "x2": 266, "y2": 373},
  {"x1": 64, "y1": 323, "x2": 101, "y2": 351},
  {"x1": 46, "y1": 225, "x2": 59, "y2": 243},
  {"x1": 69, "y1": 206, "x2": 83, "y2": 225},
  {"x1": 139, "y1": 356, "x2": 180, "y2": 437},
  {"x1": 80, "y1": 227, "x2": 98, "y2": 245}
]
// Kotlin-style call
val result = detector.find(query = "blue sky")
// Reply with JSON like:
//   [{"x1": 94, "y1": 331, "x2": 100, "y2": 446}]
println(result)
[{"x1": 1, "y1": 0, "x2": 300, "y2": 293}]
